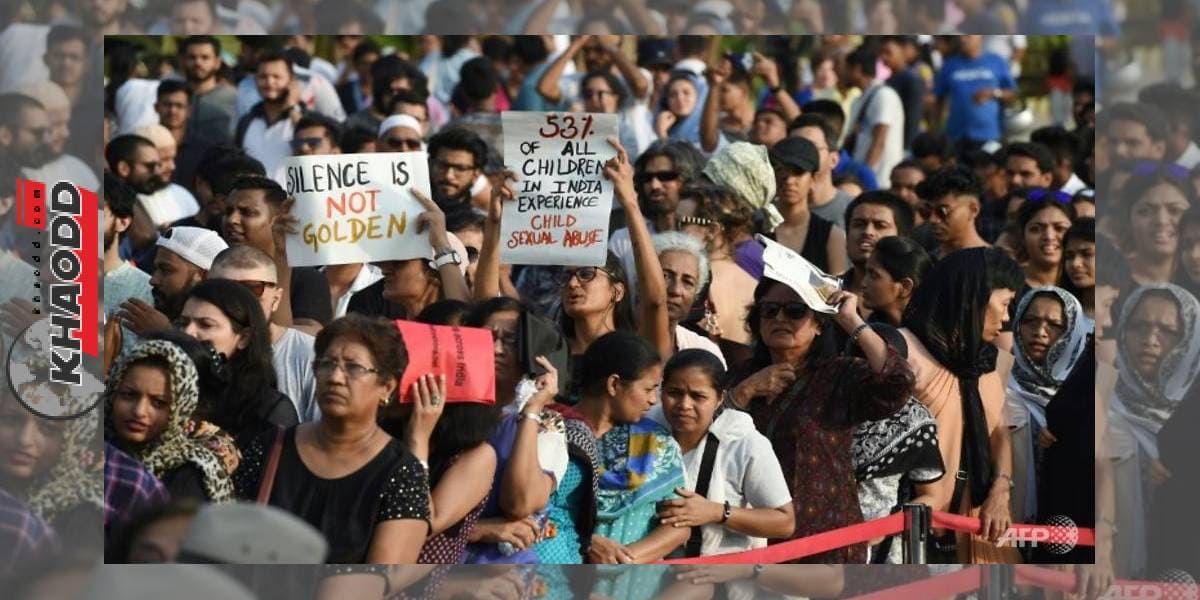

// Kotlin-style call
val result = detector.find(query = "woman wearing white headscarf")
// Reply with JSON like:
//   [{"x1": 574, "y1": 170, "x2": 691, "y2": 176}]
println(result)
[
  {"x1": 1108, "y1": 283, "x2": 1200, "y2": 577},
  {"x1": 1005, "y1": 287, "x2": 1089, "y2": 527}
]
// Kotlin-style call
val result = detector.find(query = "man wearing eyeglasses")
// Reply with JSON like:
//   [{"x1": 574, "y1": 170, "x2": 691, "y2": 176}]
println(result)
[
  {"x1": 426, "y1": 127, "x2": 488, "y2": 212},
  {"x1": 106, "y1": 134, "x2": 170, "y2": 273},
  {"x1": 209, "y1": 245, "x2": 318, "y2": 422},
  {"x1": 915, "y1": 166, "x2": 989, "y2": 261}
]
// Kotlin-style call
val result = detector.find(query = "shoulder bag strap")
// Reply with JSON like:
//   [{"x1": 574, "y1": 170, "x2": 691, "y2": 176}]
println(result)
[
  {"x1": 256, "y1": 426, "x2": 286, "y2": 505},
  {"x1": 684, "y1": 432, "x2": 721, "y2": 557}
]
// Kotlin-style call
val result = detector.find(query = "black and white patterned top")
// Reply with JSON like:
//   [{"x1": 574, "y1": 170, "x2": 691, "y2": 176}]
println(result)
[{"x1": 235, "y1": 427, "x2": 431, "y2": 563}]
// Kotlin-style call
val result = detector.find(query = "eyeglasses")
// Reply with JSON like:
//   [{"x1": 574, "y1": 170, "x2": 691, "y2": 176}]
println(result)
[
  {"x1": 433, "y1": 159, "x2": 477, "y2": 175},
  {"x1": 759, "y1": 301, "x2": 810, "y2": 321},
  {"x1": 1132, "y1": 161, "x2": 1190, "y2": 180},
  {"x1": 554, "y1": 266, "x2": 612, "y2": 287},
  {"x1": 313, "y1": 358, "x2": 380, "y2": 380},
  {"x1": 636, "y1": 171, "x2": 681, "y2": 184},
  {"x1": 383, "y1": 137, "x2": 423, "y2": 151},
  {"x1": 233, "y1": 279, "x2": 278, "y2": 298},
  {"x1": 289, "y1": 137, "x2": 326, "y2": 150},
  {"x1": 1025, "y1": 188, "x2": 1072, "y2": 204}
]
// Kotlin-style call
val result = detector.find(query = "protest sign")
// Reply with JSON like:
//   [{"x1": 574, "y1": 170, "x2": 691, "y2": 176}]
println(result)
[
  {"x1": 757, "y1": 234, "x2": 843, "y2": 314},
  {"x1": 395, "y1": 320, "x2": 497, "y2": 405},
  {"x1": 283, "y1": 152, "x2": 432, "y2": 267},
  {"x1": 501, "y1": 111, "x2": 620, "y2": 266}
]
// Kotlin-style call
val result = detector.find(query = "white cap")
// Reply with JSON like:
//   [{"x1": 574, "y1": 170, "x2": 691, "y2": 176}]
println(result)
[
  {"x1": 156, "y1": 226, "x2": 229, "y2": 271},
  {"x1": 180, "y1": 502, "x2": 328, "y2": 564},
  {"x1": 378, "y1": 113, "x2": 424, "y2": 139}
]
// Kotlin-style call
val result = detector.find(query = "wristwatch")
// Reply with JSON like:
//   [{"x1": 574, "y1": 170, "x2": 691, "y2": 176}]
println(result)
[
  {"x1": 720, "y1": 501, "x2": 732, "y2": 524},
  {"x1": 431, "y1": 248, "x2": 462, "y2": 269}
]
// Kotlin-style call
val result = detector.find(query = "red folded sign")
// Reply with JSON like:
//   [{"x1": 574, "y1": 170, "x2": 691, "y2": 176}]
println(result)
[{"x1": 395, "y1": 320, "x2": 496, "y2": 404}]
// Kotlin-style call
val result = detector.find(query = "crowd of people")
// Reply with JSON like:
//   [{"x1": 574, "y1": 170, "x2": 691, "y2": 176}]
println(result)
[{"x1": 0, "y1": 21, "x2": 1168, "y2": 600}]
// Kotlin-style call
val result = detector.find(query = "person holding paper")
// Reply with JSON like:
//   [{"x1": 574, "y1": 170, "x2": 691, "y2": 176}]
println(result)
[{"x1": 726, "y1": 278, "x2": 913, "y2": 563}]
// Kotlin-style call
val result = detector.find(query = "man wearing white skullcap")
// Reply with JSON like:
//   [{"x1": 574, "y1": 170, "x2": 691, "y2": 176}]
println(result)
[
  {"x1": 118, "y1": 225, "x2": 228, "y2": 335},
  {"x1": 13, "y1": 79, "x2": 99, "y2": 191},
  {"x1": 377, "y1": 113, "x2": 425, "y2": 154}
]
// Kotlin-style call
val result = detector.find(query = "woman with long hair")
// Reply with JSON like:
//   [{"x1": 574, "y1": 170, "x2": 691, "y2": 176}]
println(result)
[
  {"x1": 176, "y1": 279, "x2": 297, "y2": 444},
  {"x1": 727, "y1": 279, "x2": 913, "y2": 563},
  {"x1": 1118, "y1": 162, "x2": 1194, "y2": 287},
  {"x1": 900, "y1": 247, "x2": 1026, "y2": 563},
  {"x1": 1016, "y1": 192, "x2": 1076, "y2": 288}
]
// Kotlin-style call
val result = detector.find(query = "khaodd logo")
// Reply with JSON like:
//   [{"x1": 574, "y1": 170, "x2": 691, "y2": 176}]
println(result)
[{"x1": 5, "y1": 178, "x2": 102, "y2": 420}]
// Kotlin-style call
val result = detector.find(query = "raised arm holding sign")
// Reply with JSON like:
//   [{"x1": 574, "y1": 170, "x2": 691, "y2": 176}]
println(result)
[
  {"x1": 500, "y1": 111, "x2": 620, "y2": 267},
  {"x1": 283, "y1": 152, "x2": 434, "y2": 267}
]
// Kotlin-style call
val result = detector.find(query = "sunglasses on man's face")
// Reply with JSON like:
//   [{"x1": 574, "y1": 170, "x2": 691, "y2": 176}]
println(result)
[
  {"x1": 759, "y1": 301, "x2": 810, "y2": 321},
  {"x1": 636, "y1": 171, "x2": 681, "y2": 185},
  {"x1": 919, "y1": 203, "x2": 957, "y2": 221},
  {"x1": 234, "y1": 279, "x2": 278, "y2": 298},
  {"x1": 289, "y1": 137, "x2": 326, "y2": 150}
]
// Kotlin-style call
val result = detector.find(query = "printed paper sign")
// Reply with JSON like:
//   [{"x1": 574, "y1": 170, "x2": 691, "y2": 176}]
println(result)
[
  {"x1": 283, "y1": 152, "x2": 432, "y2": 267},
  {"x1": 501, "y1": 111, "x2": 619, "y2": 266},
  {"x1": 757, "y1": 234, "x2": 843, "y2": 314},
  {"x1": 395, "y1": 320, "x2": 496, "y2": 405}
]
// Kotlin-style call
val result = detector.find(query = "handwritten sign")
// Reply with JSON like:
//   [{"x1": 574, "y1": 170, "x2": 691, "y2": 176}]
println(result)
[
  {"x1": 283, "y1": 152, "x2": 432, "y2": 267},
  {"x1": 395, "y1": 320, "x2": 496, "y2": 404},
  {"x1": 501, "y1": 111, "x2": 619, "y2": 266},
  {"x1": 758, "y1": 234, "x2": 843, "y2": 314}
]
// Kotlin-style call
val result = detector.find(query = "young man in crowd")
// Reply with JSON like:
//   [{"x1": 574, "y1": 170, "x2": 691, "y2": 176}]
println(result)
[
  {"x1": 788, "y1": 114, "x2": 853, "y2": 230},
  {"x1": 178, "y1": 148, "x2": 264, "y2": 233},
  {"x1": 234, "y1": 50, "x2": 305, "y2": 176},
  {"x1": 845, "y1": 45, "x2": 905, "y2": 185},
  {"x1": 291, "y1": 113, "x2": 342, "y2": 157},
  {"x1": 933, "y1": 35, "x2": 1016, "y2": 153},
  {"x1": 890, "y1": 159, "x2": 928, "y2": 224},
  {"x1": 881, "y1": 35, "x2": 926, "y2": 149},
  {"x1": 799, "y1": 99, "x2": 880, "y2": 192},
  {"x1": 105, "y1": 134, "x2": 167, "y2": 272},
  {"x1": 209, "y1": 245, "x2": 318, "y2": 422},
  {"x1": 1003, "y1": 142, "x2": 1056, "y2": 191},
  {"x1": 118, "y1": 225, "x2": 228, "y2": 336},
  {"x1": 841, "y1": 190, "x2": 914, "y2": 294},
  {"x1": 43, "y1": 24, "x2": 91, "y2": 157},
  {"x1": 342, "y1": 54, "x2": 429, "y2": 136},
  {"x1": 155, "y1": 79, "x2": 213, "y2": 192},
  {"x1": 916, "y1": 165, "x2": 990, "y2": 259},
  {"x1": 426, "y1": 127, "x2": 488, "y2": 212},
  {"x1": 1030, "y1": 126, "x2": 1089, "y2": 195},
  {"x1": 177, "y1": 35, "x2": 236, "y2": 141},
  {"x1": 1102, "y1": 102, "x2": 1168, "y2": 163},
  {"x1": 335, "y1": 39, "x2": 381, "y2": 115},
  {"x1": 1136, "y1": 83, "x2": 1200, "y2": 170},
  {"x1": 223, "y1": 175, "x2": 332, "y2": 334},
  {"x1": 0, "y1": 94, "x2": 53, "y2": 174}
]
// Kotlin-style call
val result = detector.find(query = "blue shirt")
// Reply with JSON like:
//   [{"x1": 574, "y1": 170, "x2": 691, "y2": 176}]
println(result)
[
  {"x1": 835, "y1": 149, "x2": 880, "y2": 191},
  {"x1": 934, "y1": 53, "x2": 1014, "y2": 142},
  {"x1": 1021, "y1": 0, "x2": 1120, "y2": 77}
]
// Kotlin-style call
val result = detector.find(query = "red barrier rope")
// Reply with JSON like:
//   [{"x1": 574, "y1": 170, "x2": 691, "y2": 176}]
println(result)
[
  {"x1": 658, "y1": 513, "x2": 905, "y2": 565},
  {"x1": 1014, "y1": 564, "x2": 1200, "y2": 599},
  {"x1": 931, "y1": 511, "x2": 1096, "y2": 547},
  {"x1": 843, "y1": 566, "x2": 985, "y2": 600}
]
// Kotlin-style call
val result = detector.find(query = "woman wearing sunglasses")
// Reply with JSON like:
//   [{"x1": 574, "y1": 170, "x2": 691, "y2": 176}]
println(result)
[
  {"x1": 474, "y1": 137, "x2": 671, "y2": 380},
  {"x1": 175, "y1": 279, "x2": 298, "y2": 445},
  {"x1": 725, "y1": 278, "x2": 914, "y2": 563}
]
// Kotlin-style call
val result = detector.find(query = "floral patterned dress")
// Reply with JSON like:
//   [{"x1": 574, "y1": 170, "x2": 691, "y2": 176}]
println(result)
[{"x1": 741, "y1": 347, "x2": 914, "y2": 563}]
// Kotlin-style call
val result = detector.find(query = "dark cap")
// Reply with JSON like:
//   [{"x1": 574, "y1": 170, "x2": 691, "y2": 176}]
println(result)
[
  {"x1": 769, "y1": 137, "x2": 820, "y2": 174},
  {"x1": 637, "y1": 38, "x2": 675, "y2": 68}
]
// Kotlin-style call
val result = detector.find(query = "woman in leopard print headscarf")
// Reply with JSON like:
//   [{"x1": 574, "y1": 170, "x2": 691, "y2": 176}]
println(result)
[{"x1": 104, "y1": 339, "x2": 237, "y2": 502}]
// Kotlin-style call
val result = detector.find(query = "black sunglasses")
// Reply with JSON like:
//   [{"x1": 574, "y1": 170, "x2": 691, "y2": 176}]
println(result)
[
  {"x1": 759, "y1": 301, "x2": 810, "y2": 321},
  {"x1": 289, "y1": 136, "x2": 326, "y2": 150},
  {"x1": 554, "y1": 266, "x2": 611, "y2": 287},
  {"x1": 383, "y1": 136, "x2": 423, "y2": 151},
  {"x1": 636, "y1": 171, "x2": 681, "y2": 184},
  {"x1": 234, "y1": 279, "x2": 277, "y2": 298}
]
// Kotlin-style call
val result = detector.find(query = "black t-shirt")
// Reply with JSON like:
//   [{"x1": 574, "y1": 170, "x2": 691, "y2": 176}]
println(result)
[
  {"x1": 346, "y1": 279, "x2": 407, "y2": 320},
  {"x1": 234, "y1": 428, "x2": 431, "y2": 563},
  {"x1": 290, "y1": 267, "x2": 333, "y2": 326}
]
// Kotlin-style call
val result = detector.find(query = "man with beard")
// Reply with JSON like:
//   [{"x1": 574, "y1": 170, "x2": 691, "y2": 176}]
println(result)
[
  {"x1": 915, "y1": 166, "x2": 989, "y2": 260},
  {"x1": 178, "y1": 35, "x2": 234, "y2": 144},
  {"x1": 223, "y1": 175, "x2": 331, "y2": 334},
  {"x1": 234, "y1": 50, "x2": 305, "y2": 177},
  {"x1": 117, "y1": 225, "x2": 228, "y2": 337},
  {"x1": 609, "y1": 140, "x2": 705, "y2": 297},
  {"x1": 155, "y1": 80, "x2": 212, "y2": 191},
  {"x1": 13, "y1": 81, "x2": 98, "y2": 190},
  {"x1": 840, "y1": 190, "x2": 913, "y2": 295},
  {"x1": 132, "y1": 124, "x2": 202, "y2": 233},
  {"x1": 106, "y1": 134, "x2": 167, "y2": 272},
  {"x1": 102, "y1": 172, "x2": 153, "y2": 357},
  {"x1": 425, "y1": 127, "x2": 487, "y2": 212},
  {"x1": 0, "y1": 94, "x2": 54, "y2": 172},
  {"x1": 43, "y1": 25, "x2": 91, "y2": 159}
]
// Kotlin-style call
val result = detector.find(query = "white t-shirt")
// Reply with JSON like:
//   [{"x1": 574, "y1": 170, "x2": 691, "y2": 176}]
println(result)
[
  {"x1": 115, "y1": 79, "x2": 163, "y2": 135},
  {"x1": 272, "y1": 327, "x2": 318, "y2": 421},
  {"x1": 235, "y1": 70, "x2": 346, "y2": 122},
  {"x1": 327, "y1": 263, "x2": 384, "y2": 319},
  {"x1": 138, "y1": 183, "x2": 200, "y2": 228},
  {"x1": 241, "y1": 112, "x2": 296, "y2": 178},
  {"x1": 23, "y1": 154, "x2": 99, "y2": 193},
  {"x1": 849, "y1": 83, "x2": 905, "y2": 186}
]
